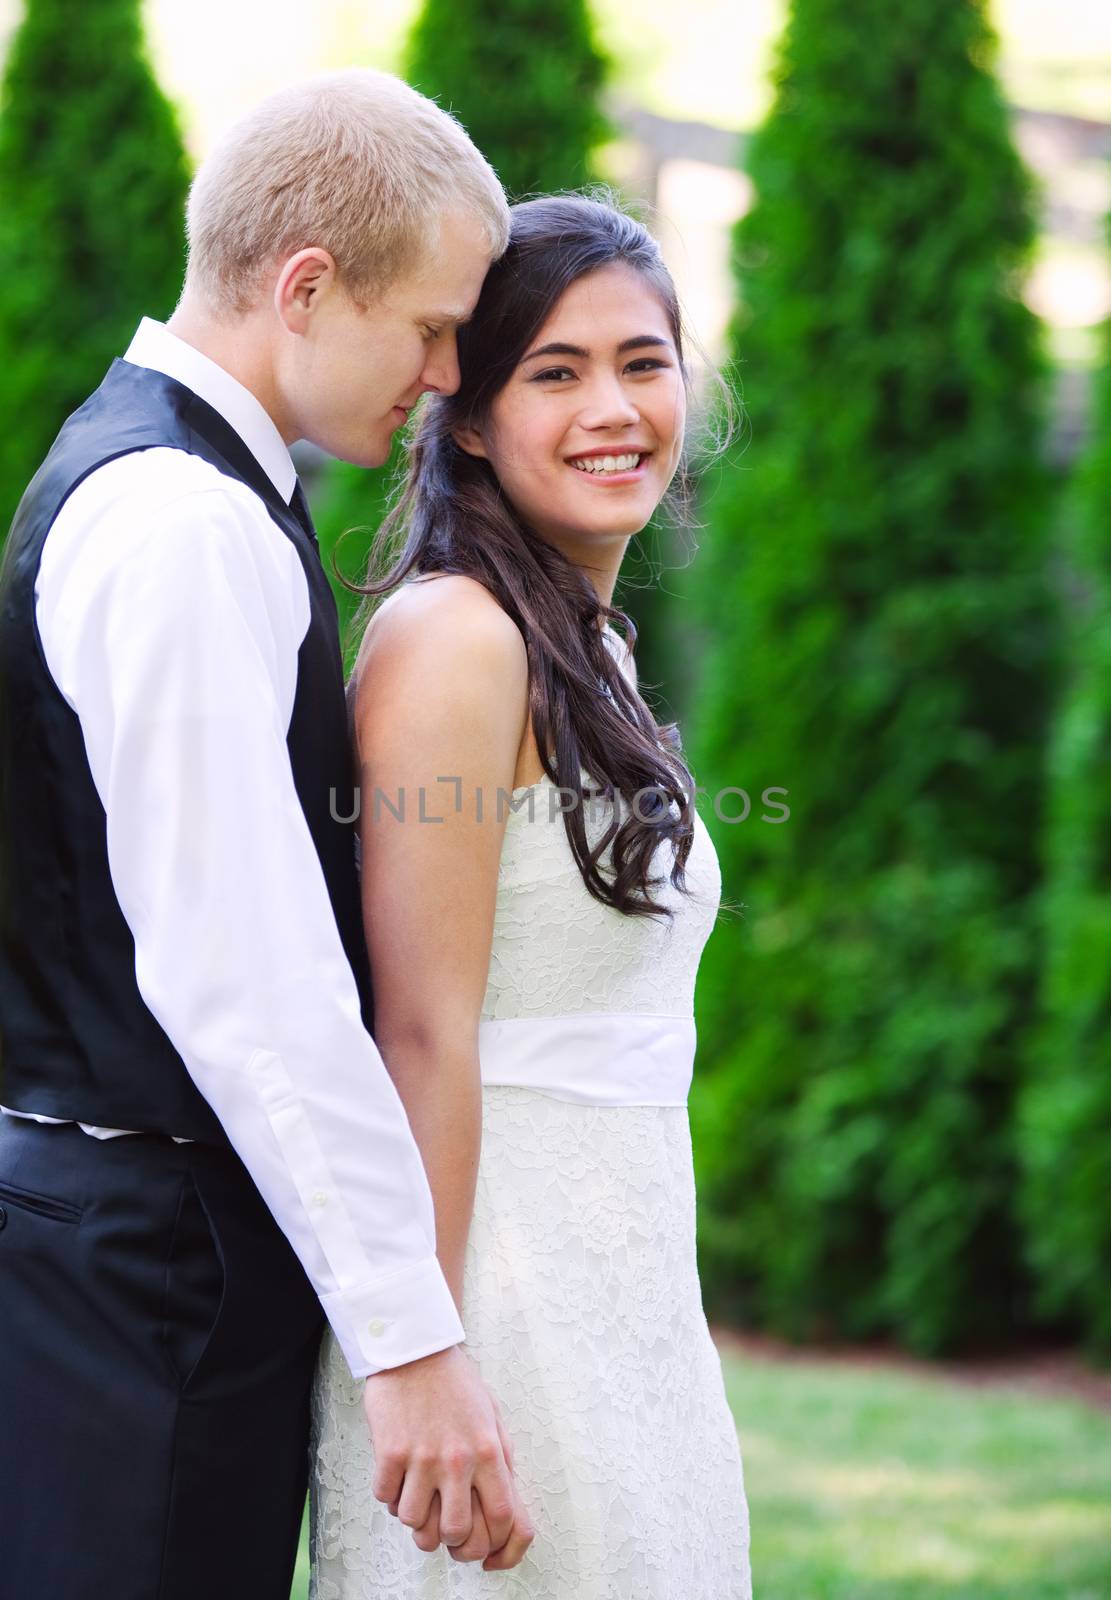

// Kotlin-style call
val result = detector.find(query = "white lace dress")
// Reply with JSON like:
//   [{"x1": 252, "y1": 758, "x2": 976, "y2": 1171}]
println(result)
[{"x1": 309, "y1": 765, "x2": 752, "y2": 1599}]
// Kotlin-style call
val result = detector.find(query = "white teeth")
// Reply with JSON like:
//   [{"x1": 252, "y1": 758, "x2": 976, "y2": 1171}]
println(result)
[{"x1": 570, "y1": 453, "x2": 642, "y2": 475}]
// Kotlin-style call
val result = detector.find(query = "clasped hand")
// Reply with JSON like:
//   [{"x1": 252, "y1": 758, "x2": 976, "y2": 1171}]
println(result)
[{"x1": 363, "y1": 1344, "x2": 535, "y2": 1570}]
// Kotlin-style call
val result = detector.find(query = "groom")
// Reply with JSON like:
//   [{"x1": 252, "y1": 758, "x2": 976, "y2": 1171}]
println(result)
[{"x1": 0, "y1": 70, "x2": 530, "y2": 1599}]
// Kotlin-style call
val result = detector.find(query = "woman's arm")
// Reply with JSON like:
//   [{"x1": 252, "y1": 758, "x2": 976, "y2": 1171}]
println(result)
[{"x1": 350, "y1": 575, "x2": 529, "y2": 1315}]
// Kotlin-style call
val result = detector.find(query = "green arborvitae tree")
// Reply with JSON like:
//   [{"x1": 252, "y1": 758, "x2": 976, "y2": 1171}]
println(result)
[
  {"x1": 404, "y1": 0, "x2": 608, "y2": 203},
  {"x1": 684, "y1": 0, "x2": 1055, "y2": 1355},
  {"x1": 1018, "y1": 273, "x2": 1111, "y2": 1360},
  {"x1": 0, "y1": 0, "x2": 189, "y2": 536},
  {"x1": 314, "y1": 0, "x2": 610, "y2": 672}
]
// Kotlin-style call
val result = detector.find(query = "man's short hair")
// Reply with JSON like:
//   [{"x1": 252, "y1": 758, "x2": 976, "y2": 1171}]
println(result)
[{"x1": 185, "y1": 69, "x2": 510, "y2": 315}]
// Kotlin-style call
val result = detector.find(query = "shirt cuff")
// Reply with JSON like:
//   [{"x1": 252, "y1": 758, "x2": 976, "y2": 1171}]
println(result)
[{"x1": 320, "y1": 1255, "x2": 466, "y2": 1380}]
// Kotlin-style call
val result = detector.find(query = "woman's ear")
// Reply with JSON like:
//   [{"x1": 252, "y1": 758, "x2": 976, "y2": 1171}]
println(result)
[{"x1": 452, "y1": 425, "x2": 488, "y2": 460}]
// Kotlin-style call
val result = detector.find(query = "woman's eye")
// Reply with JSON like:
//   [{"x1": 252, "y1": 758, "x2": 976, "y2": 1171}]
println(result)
[
  {"x1": 531, "y1": 366, "x2": 575, "y2": 383},
  {"x1": 626, "y1": 358, "x2": 668, "y2": 374},
  {"x1": 421, "y1": 325, "x2": 441, "y2": 341}
]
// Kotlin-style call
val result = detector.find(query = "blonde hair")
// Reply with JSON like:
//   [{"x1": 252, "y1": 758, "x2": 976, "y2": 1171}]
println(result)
[{"x1": 184, "y1": 69, "x2": 509, "y2": 315}]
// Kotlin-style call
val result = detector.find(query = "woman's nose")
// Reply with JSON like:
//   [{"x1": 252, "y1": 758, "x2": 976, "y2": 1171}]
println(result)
[{"x1": 578, "y1": 376, "x2": 640, "y2": 428}]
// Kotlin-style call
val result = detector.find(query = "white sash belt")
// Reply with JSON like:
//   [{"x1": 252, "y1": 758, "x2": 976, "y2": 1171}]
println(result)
[{"x1": 477, "y1": 1013, "x2": 696, "y2": 1107}]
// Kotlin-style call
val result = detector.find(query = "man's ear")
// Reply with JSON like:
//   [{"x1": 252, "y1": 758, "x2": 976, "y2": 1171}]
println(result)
[
  {"x1": 452, "y1": 424, "x2": 489, "y2": 460},
  {"x1": 274, "y1": 248, "x2": 338, "y2": 333}
]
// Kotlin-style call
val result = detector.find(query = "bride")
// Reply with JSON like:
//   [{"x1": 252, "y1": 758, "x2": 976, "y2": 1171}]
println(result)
[{"x1": 309, "y1": 193, "x2": 752, "y2": 1599}]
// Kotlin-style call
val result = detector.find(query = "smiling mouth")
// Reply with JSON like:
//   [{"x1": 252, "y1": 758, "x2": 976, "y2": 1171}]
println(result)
[{"x1": 567, "y1": 452, "x2": 648, "y2": 476}]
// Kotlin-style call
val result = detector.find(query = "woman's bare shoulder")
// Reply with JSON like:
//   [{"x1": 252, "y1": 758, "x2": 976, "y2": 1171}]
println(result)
[{"x1": 350, "y1": 574, "x2": 527, "y2": 735}]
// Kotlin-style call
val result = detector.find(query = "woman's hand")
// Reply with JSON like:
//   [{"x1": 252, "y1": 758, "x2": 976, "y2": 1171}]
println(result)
[{"x1": 381, "y1": 1368, "x2": 534, "y2": 1568}]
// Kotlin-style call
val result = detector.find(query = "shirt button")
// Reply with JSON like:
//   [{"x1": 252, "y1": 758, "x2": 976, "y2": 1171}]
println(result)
[
  {"x1": 311, "y1": 1191, "x2": 328, "y2": 1208},
  {"x1": 368, "y1": 1318, "x2": 386, "y2": 1338}
]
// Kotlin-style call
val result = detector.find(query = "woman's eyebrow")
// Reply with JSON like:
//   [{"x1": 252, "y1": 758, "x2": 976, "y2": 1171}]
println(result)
[
  {"x1": 616, "y1": 334, "x2": 672, "y2": 354},
  {"x1": 521, "y1": 334, "x2": 672, "y2": 363},
  {"x1": 522, "y1": 341, "x2": 589, "y2": 362}
]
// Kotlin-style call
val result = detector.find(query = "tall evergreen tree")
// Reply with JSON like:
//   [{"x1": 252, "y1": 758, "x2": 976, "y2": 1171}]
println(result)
[
  {"x1": 404, "y1": 0, "x2": 608, "y2": 203},
  {"x1": 0, "y1": 0, "x2": 189, "y2": 535},
  {"x1": 315, "y1": 0, "x2": 610, "y2": 671},
  {"x1": 1018, "y1": 271, "x2": 1111, "y2": 1358},
  {"x1": 684, "y1": 0, "x2": 1054, "y2": 1354}
]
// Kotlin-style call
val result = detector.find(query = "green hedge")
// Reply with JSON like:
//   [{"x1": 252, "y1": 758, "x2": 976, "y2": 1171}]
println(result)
[
  {"x1": 685, "y1": 0, "x2": 1056, "y2": 1355},
  {"x1": 1018, "y1": 300, "x2": 1111, "y2": 1359},
  {"x1": 404, "y1": 0, "x2": 608, "y2": 203},
  {"x1": 0, "y1": 0, "x2": 188, "y2": 536}
]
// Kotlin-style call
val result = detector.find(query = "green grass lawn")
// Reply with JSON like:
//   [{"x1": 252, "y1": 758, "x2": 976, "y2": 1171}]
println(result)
[{"x1": 290, "y1": 1339, "x2": 1111, "y2": 1598}]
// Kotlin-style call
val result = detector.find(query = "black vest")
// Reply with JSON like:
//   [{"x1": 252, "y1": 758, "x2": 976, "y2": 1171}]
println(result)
[{"x1": 0, "y1": 360, "x2": 372, "y2": 1143}]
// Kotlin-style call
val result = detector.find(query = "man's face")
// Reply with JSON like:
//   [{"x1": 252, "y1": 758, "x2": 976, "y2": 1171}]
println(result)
[{"x1": 282, "y1": 206, "x2": 494, "y2": 467}]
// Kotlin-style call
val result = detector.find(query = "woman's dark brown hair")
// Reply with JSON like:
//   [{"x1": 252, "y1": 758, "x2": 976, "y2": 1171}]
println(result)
[{"x1": 341, "y1": 193, "x2": 700, "y2": 921}]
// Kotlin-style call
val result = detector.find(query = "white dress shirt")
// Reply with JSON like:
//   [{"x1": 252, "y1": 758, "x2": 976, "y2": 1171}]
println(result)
[{"x1": 0, "y1": 317, "x2": 465, "y2": 1379}]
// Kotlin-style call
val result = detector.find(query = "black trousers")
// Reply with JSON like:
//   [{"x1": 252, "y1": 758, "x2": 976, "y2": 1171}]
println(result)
[{"x1": 0, "y1": 1115, "x2": 324, "y2": 1600}]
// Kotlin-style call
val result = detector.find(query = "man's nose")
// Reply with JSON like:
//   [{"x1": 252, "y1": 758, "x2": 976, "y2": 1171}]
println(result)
[{"x1": 422, "y1": 330, "x2": 461, "y2": 398}]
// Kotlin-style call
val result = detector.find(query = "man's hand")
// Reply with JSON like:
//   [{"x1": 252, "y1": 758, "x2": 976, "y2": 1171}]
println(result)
[{"x1": 363, "y1": 1344, "x2": 534, "y2": 1568}]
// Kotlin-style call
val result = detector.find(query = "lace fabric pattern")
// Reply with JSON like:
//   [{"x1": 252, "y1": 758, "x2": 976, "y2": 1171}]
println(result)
[
  {"x1": 483, "y1": 774, "x2": 722, "y2": 1022},
  {"x1": 310, "y1": 1089, "x2": 751, "y2": 1598},
  {"x1": 310, "y1": 747, "x2": 751, "y2": 1597}
]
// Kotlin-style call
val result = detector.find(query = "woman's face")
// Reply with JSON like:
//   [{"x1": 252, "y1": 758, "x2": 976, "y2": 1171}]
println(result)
[{"x1": 458, "y1": 262, "x2": 686, "y2": 551}]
